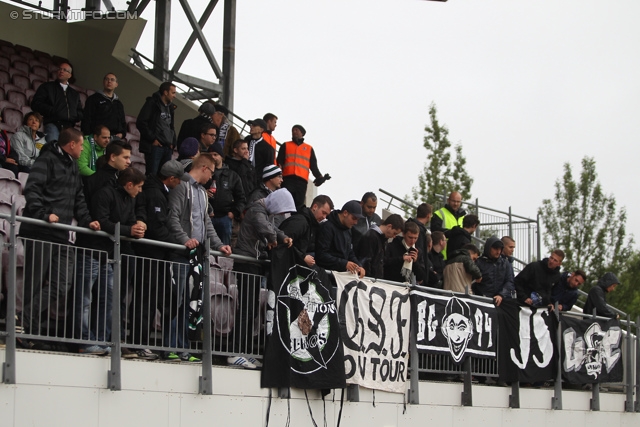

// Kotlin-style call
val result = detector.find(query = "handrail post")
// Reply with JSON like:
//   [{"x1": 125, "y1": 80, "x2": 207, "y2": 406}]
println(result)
[
  {"x1": 625, "y1": 314, "x2": 633, "y2": 412},
  {"x1": 590, "y1": 309, "x2": 600, "y2": 411},
  {"x1": 508, "y1": 206, "x2": 513, "y2": 237},
  {"x1": 408, "y1": 300, "x2": 419, "y2": 404},
  {"x1": 108, "y1": 223, "x2": 122, "y2": 391},
  {"x1": 2, "y1": 202, "x2": 17, "y2": 384},
  {"x1": 461, "y1": 356, "x2": 472, "y2": 406},
  {"x1": 536, "y1": 213, "x2": 542, "y2": 261},
  {"x1": 200, "y1": 239, "x2": 213, "y2": 395},
  {"x1": 552, "y1": 303, "x2": 562, "y2": 409}
]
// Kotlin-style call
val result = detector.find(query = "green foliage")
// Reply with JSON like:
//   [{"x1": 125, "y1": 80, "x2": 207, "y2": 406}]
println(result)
[
  {"x1": 407, "y1": 103, "x2": 473, "y2": 211},
  {"x1": 608, "y1": 251, "x2": 640, "y2": 320},
  {"x1": 538, "y1": 157, "x2": 634, "y2": 292}
]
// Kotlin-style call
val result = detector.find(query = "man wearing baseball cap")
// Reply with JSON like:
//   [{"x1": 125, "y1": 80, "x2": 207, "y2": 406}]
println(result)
[
  {"x1": 474, "y1": 236, "x2": 512, "y2": 306},
  {"x1": 177, "y1": 101, "x2": 216, "y2": 151},
  {"x1": 243, "y1": 118, "x2": 276, "y2": 188},
  {"x1": 276, "y1": 124, "x2": 330, "y2": 208},
  {"x1": 315, "y1": 200, "x2": 365, "y2": 278}
]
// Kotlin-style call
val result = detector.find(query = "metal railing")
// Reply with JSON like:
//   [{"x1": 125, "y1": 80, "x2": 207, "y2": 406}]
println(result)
[{"x1": 1, "y1": 208, "x2": 638, "y2": 412}]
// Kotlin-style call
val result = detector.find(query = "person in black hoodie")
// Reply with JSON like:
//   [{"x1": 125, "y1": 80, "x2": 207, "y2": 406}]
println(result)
[
  {"x1": 136, "y1": 82, "x2": 177, "y2": 175},
  {"x1": 315, "y1": 200, "x2": 365, "y2": 277},
  {"x1": 209, "y1": 144, "x2": 246, "y2": 245},
  {"x1": 20, "y1": 128, "x2": 100, "y2": 343},
  {"x1": 515, "y1": 250, "x2": 564, "y2": 307},
  {"x1": 583, "y1": 272, "x2": 620, "y2": 318},
  {"x1": 176, "y1": 101, "x2": 215, "y2": 150},
  {"x1": 474, "y1": 236, "x2": 512, "y2": 306},
  {"x1": 31, "y1": 62, "x2": 83, "y2": 143},
  {"x1": 81, "y1": 73, "x2": 126, "y2": 138},
  {"x1": 73, "y1": 168, "x2": 146, "y2": 355},
  {"x1": 279, "y1": 195, "x2": 333, "y2": 267},
  {"x1": 82, "y1": 139, "x2": 132, "y2": 204},
  {"x1": 445, "y1": 214, "x2": 480, "y2": 255},
  {"x1": 384, "y1": 221, "x2": 426, "y2": 284},
  {"x1": 225, "y1": 139, "x2": 256, "y2": 200},
  {"x1": 356, "y1": 214, "x2": 404, "y2": 279}
]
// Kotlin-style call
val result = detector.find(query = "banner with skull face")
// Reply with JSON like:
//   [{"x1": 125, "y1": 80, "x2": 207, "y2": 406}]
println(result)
[
  {"x1": 561, "y1": 315, "x2": 623, "y2": 384},
  {"x1": 410, "y1": 290, "x2": 497, "y2": 365},
  {"x1": 261, "y1": 247, "x2": 345, "y2": 390}
]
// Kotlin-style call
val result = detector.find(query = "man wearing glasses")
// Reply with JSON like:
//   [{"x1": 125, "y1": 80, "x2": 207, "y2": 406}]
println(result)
[
  {"x1": 81, "y1": 73, "x2": 126, "y2": 139},
  {"x1": 31, "y1": 62, "x2": 83, "y2": 143}
]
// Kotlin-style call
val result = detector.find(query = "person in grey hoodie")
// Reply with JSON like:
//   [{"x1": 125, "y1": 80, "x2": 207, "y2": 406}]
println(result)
[{"x1": 583, "y1": 272, "x2": 620, "y2": 319}]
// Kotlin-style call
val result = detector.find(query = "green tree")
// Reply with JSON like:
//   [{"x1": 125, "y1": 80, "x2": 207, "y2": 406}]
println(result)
[
  {"x1": 408, "y1": 103, "x2": 473, "y2": 209},
  {"x1": 539, "y1": 157, "x2": 634, "y2": 289},
  {"x1": 608, "y1": 251, "x2": 640, "y2": 320}
]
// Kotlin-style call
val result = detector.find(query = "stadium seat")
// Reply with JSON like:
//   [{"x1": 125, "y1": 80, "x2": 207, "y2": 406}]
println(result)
[
  {"x1": 0, "y1": 46, "x2": 15, "y2": 56},
  {"x1": 1, "y1": 107, "x2": 23, "y2": 131},
  {"x1": 127, "y1": 121, "x2": 140, "y2": 136},
  {"x1": 0, "y1": 70, "x2": 9, "y2": 86},
  {"x1": 0, "y1": 176, "x2": 21, "y2": 198},
  {"x1": 11, "y1": 74, "x2": 30, "y2": 92},
  {"x1": 0, "y1": 57, "x2": 9, "y2": 71},
  {"x1": 7, "y1": 90, "x2": 27, "y2": 108},
  {"x1": 69, "y1": 84, "x2": 85, "y2": 94},
  {"x1": 12, "y1": 194, "x2": 26, "y2": 215},
  {"x1": 3, "y1": 83, "x2": 22, "y2": 94},
  {"x1": 86, "y1": 89, "x2": 95, "y2": 97},
  {"x1": 51, "y1": 55, "x2": 70, "y2": 65},
  {"x1": 33, "y1": 50, "x2": 52, "y2": 63},
  {"x1": 127, "y1": 138, "x2": 141, "y2": 157},
  {"x1": 125, "y1": 115, "x2": 137, "y2": 124},
  {"x1": 0, "y1": 169, "x2": 15, "y2": 179},
  {"x1": 12, "y1": 60, "x2": 29, "y2": 75},
  {"x1": 0, "y1": 87, "x2": 4, "y2": 101},
  {"x1": 17, "y1": 50, "x2": 35, "y2": 61},
  {"x1": 131, "y1": 161, "x2": 146, "y2": 174},
  {"x1": 8, "y1": 67, "x2": 27, "y2": 79},
  {"x1": 24, "y1": 88, "x2": 35, "y2": 102},
  {"x1": 17, "y1": 172, "x2": 28, "y2": 190},
  {"x1": 20, "y1": 106, "x2": 32, "y2": 117},
  {"x1": 79, "y1": 92, "x2": 87, "y2": 108},
  {"x1": 46, "y1": 63, "x2": 58, "y2": 74},
  {"x1": 31, "y1": 79, "x2": 44, "y2": 91}
]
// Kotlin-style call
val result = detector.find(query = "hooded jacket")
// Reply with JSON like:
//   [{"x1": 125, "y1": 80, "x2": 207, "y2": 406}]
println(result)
[
  {"x1": 177, "y1": 114, "x2": 211, "y2": 151},
  {"x1": 406, "y1": 217, "x2": 430, "y2": 270},
  {"x1": 20, "y1": 141, "x2": 93, "y2": 244},
  {"x1": 474, "y1": 236, "x2": 513, "y2": 299},
  {"x1": 210, "y1": 163, "x2": 246, "y2": 219},
  {"x1": 444, "y1": 248, "x2": 482, "y2": 294},
  {"x1": 31, "y1": 80, "x2": 83, "y2": 127},
  {"x1": 514, "y1": 258, "x2": 561, "y2": 306},
  {"x1": 583, "y1": 272, "x2": 619, "y2": 318},
  {"x1": 384, "y1": 235, "x2": 426, "y2": 284},
  {"x1": 234, "y1": 190, "x2": 294, "y2": 259},
  {"x1": 81, "y1": 91, "x2": 126, "y2": 136},
  {"x1": 10, "y1": 125, "x2": 44, "y2": 168},
  {"x1": 132, "y1": 174, "x2": 174, "y2": 260},
  {"x1": 315, "y1": 210, "x2": 360, "y2": 272},
  {"x1": 86, "y1": 184, "x2": 137, "y2": 257},
  {"x1": 355, "y1": 226, "x2": 387, "y2": 279},
  {"x1": 225, "y1": 155, "x2": 256, "y2": 198},
  {"x1": 278, "y1": 205, "x2": 318, "y2": 264},
  {"x1": 136, "y1": 91, "x2": 176, "y2": 153}
]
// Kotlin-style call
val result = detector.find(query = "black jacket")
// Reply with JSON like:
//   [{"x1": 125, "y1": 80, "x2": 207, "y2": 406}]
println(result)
[
  {"x1": 225, "y1": 155, "x2": 256, "y2": 198},
  {"x1": 177, "y1": 114, "x2": 211, "y2": 150},
  {"x1": 136, "y1": 91, "x2": 176, "y2": 153},
  {"x1": 583, "y1": 272, "x2": 619, "y2": 318},
  {"x1": 315, "y1": 210, "x2": 360, "y2": 272},
  {"x1": 31, "y1": 80, "x2": 83, "y2": 128},
  {"x1": 446, "y1": 226, "x2": 472, "y2": 255},
  {"x1": 246, "y1": 135, "x2": 276, "y2": 188},
  {"x1": 84, "y1": 164, "x2": 119, "y2": 207},
  {"x1": 514, "y1": 258, "x2": 561, "y2": 306},
  {"x1": 81, "y1": 92, "x2": 126, "y2": 136},
  {"x1": 474, "y1": 236, "x2": 514, "y2": 298},
  {"x1": 355, "y1": 227, "x2": 387, "y2": 279},
  {"x1": 384, "y1": 236, "x2": 426, "y2": 283},
  {"x1": 132, "y1": 175, "x2": 173, "y2": 260},
  {"x1": 88, "y1": 185, "x2": 137, "y2": 257},
  {"x1": 246, "y1": 184, "x2": 271, "y2": 206},
  {"x1": 210, "y1": 164, "x2": 246, "y2": 219},
  {"x1": 20, "y1": 141, "x2": 93, "y2": 244},
  {"x1": 407, "y1": 217, "x2": 430, "y2": 270},
  {"x1": 550, "y1": 271, "x2": 580, "y2": 311},
  {"x1": 278, "y1": 206, "x2": 318, "y2": 265},
  {"x1": 427, "y1": 249, "x2": 445, "y2": 288}
]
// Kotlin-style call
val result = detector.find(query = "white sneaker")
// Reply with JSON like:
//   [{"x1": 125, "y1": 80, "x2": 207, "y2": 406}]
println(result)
[
  {"x1": 227, "y1": 356, "x2": 257, "y2": 370},
  {"x1": 247, "y1": 357, "x2": 263, "y2": 368}
]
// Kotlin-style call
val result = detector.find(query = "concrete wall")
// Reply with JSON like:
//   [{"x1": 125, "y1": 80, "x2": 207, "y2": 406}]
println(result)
[
  {"x1": 0, "y1": 2, "x2": 197, "y2": 125},
  {"x1": 0, "y1": 348, "x2": 638, "y2": 427}
]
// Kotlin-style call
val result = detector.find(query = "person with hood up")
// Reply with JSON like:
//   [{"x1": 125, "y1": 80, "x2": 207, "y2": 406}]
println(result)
[
  {"x1": 81, "y1": 73, "x2": 126, "y2": 138},
  {"x1": 515, "y1": 250, "x2": 564, "y2": 307},
  {"x1": 443, "y1": 243, "x2": 482, "y2": 294},
  {"x1": 136, "y1": 82, "x2": 177, "y2": 175},
  {"x1": 230, "y1": 188, "x2": 294, "y2": 369},
  {"x1": 315, "y1": 200, "x2": 365, "y2": 278},
  {"x1": 474, "y1": 236, "x2": 513, "y2": 306},
  {"x1": 583, "y1": 272, "x2": 620, "y2": 319}
]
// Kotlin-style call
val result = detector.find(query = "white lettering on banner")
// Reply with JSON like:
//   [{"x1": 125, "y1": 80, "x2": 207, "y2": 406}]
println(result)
[
  {"x1": 427, "y1": 303, "x2": 438, "y2": 341},
  {"x1": 563, "y1": 323, "x2": 621, "y2": 378},
  {"x1": 335, "y1": 274, "x2": 410, "y2": 394},
  {"x1": 510, "y1": 307, "x2": 553, "y2": 369},
  {"x1": 416, "y1": 300, "x2": 427, "y2": 341}
]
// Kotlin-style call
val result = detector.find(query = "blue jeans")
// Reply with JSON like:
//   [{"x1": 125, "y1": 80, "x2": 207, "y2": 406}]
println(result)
[
  {"x1": 144, "y1": 145, "x2": 173, "y2": 176},
  {"x1": 212, "y1": 215, "x2": 232, "y2": 246},
  {"x1": 163, "y1": 258, "x2": 190, "y2": 350},
  {"x1": 73, "y1": 254, "x2": 113, "y2": 344},
  {"x1": 44, "y1": 123, "x2": 59, "y2": 143}
]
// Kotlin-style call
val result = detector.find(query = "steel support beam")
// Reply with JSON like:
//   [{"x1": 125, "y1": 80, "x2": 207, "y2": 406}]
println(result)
[
  {"x1": 172, "y1": 1, "x2": 219, "y2": 76},
  {"x1": 153, "y1": 0, "x2": 171, "y2": 81},
  {"x1": 222, "y1": 0, "x2": 236, "y2": 109}
]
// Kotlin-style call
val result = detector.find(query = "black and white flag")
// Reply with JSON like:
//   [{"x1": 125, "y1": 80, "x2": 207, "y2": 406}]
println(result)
[
  {"x1": 261, "y1": 247, "x2": 345, "y2": 390},
  {"x1": 411, "y1": 289, "x2": 497, "y2": 364},
  {"x1": 561, "y1": 315, "x2": 623, "y2": 384},
  {"x1": 334, "y1": 273, "x2": 411, "y2": 394},
  {"x1": 498, "y1": 301, "x2": 557, "y2": 383}
]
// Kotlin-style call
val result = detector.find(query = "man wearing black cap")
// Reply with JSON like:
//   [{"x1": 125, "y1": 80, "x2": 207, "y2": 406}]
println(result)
[
  {"x1": 244, "y1": 118, "x2": 276, "y2": 187},
  {"x1": 277, "y1": 124, "x2": 330, "y2": 208},
  {"x1": 315, "y1": 200, "x2": 365, "y2": 278},
  {"x1": 474, "y1": 236, "x2": 513, "y2": 306},
  {"x1": 212, "y1": 104, "x2": 242, "y2": 157},
  {"x1": 177, "y1": 101, "x2": 215, "y2": 151}
]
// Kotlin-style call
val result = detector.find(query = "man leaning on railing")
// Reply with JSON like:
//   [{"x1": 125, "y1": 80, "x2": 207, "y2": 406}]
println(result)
[{"x1": 18, "y1": 128, "x2": 100, "y2": 349}]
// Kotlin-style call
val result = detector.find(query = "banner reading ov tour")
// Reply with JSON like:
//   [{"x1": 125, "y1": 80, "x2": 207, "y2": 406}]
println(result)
[
  {"x1": 411, "y1": 290, "x2": 497, "y2": 364},
  {"x1": 334, "y1": 273, "x2": 411, "y2": 394},
  {"x1": 561, "y1": 315, "x2": 623, "y2": 384}
]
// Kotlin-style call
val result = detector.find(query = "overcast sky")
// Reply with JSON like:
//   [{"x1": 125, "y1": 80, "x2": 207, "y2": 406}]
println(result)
[{"x1": 131, "y1": 0, "x2": 640, "y2": 245}]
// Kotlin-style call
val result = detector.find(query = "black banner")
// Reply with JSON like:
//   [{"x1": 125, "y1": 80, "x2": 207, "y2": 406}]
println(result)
[
  {"x1": 411, "y1": 290, "x2": 497, "y2": 365},
  {"x1": 497, "y1": 301, "x2": 557, "y2": 383},
  {"x1": 261, "y1": 247, "x2": 345, "y2": 390},
  {"x1": 561, "y1": 315, "x2": 623, "y2": 384}
]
